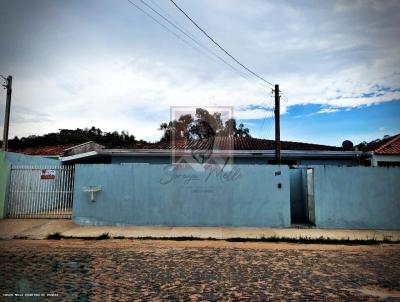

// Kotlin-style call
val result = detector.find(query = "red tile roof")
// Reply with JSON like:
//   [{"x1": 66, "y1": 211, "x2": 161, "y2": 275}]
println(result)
[
  {"x1": 13, "y1": 145, "x2": 74, "y2": 156},
  {"x1": 357, "y1": 134, "x2": 400, "y2": 155},
  {"x1": 143, "y1": 137, "x2": 343, "y2": 151},
  {"x1": 374, "y1": 134, "x2": 400, "y2": 155},
  {"x1": 358, "y1": 135, "x2": 393, "y2": 152},
  {"x1": 10, "y1": 136, "x2": 351, "y2": 156}
]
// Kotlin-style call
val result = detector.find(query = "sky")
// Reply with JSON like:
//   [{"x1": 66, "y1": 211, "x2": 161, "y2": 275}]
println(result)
[{"x1": 0, "y1": 0, "x2": 399, "y2": 146}]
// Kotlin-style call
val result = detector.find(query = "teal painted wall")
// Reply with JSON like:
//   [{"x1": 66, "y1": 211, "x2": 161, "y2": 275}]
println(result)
[
  {"x1": 111, "y1": 156, "x2": 169, "y2": 164},
  {"x1": 298, "y1": 159, "x2": 359, "y2": 166},
  {"x1": 4, "y1": 152, "x2": 60, "y2": 166},
  {"x1": 73, "y1": 164, "x2": 291, "y2": 227},
  {"x1": 314, "y1": 166, "x2": 400, "y2": 230},
  {"x1": 110, "y1": 156, "x2": 269, "y2": 165},
  {"x1": 111, "y1": 155, "x2": 360, "y2": 166}
]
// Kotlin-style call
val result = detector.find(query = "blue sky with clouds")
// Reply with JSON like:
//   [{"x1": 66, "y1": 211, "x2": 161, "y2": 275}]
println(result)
[{"x1": 0, "y1": 0, "x2": 399, "y2": 146}]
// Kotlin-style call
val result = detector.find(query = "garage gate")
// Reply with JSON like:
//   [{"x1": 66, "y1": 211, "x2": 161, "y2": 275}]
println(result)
[{"x1": 6, "y1": 165, "x2": 74, "y2": 218}]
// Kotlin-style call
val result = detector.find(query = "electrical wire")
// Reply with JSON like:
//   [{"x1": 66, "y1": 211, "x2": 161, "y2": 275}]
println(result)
[
  {"x1": 138, "y1": 0, "x2": 268, "y2": 87},
  {"x1": 168, "y1": 0, "x2": 274, "y2": 88},
  {"x1": 127, "y1": 0, "x2": 277, "y2": 136},
  {"x1": 145, "y1": 0, "x2": 271, "y2": 89},
  {"x1": 126, "y1": 0, "x2": 212, "y2": 60},
  {"x1": 280, "y1": 93, "x2": 289, "y2": 103},
  {"x1": 260, "y1": 92, "x2": 275, "y2": 139}
]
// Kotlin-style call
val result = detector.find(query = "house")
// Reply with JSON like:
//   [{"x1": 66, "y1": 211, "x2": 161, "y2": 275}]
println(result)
[
  {"x1": 356, "y1": 134, "x2": 400, "y2": 167},
  {"x1": 60, "y1": 137, "x2": 363, "y2": 166},
  {"x1": 12, "y1": 134, "x2": 400, "y2": 167},
  {"x1": 2, "y1": 137, "x2": 399, "y2": 229}
]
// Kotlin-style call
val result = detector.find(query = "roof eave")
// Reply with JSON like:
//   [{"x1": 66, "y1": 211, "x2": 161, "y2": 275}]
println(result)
[
  {"x1": 61, "y1": 151, "x2": 99, "y2": 162},
  {"x1": 98, "y1": 149, "x2": 362, "y2": 158},
  {"x1": 61, "y1": 149, "x2": 362, "y2": 162}
]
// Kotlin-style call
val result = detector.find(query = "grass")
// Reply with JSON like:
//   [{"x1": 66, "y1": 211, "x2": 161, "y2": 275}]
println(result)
[
  {"x1": 46, "y1": 232, "x2": 110, "y2": 240},
  {"x1": 225, "y1": 235, "x2": 383, "y2": 245},
  {"x1": 132, "y1": 236, "x2": 219, "y2": 241},
  {"x1": 46, "y1": 232, "x2": 62, "y2": 240},
  {"x1": 12, "y1": 235, "x2": 29, "y2": 240},
  {"x1": 44, "y1": 233, "x2": 399, "y2": 245}
]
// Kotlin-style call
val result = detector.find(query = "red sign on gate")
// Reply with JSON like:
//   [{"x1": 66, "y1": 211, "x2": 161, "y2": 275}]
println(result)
[{"x1": 41, "y1": 169, "x2": 56, "y2": 180}]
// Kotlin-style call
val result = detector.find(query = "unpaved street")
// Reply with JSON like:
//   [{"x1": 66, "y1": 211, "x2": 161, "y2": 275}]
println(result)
[{"x1": 1, "y1": 240, "x2": 400, "y2": 301}]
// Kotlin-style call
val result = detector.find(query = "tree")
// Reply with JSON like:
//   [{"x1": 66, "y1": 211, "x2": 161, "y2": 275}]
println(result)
[
  {"x1": 235, "y1": 123, "x2": 250, "y2": 137},
  {"x1": 159, "y1": 108, "x2": 250, "y2": 141},
  {"x1": 219, "y1": 119, "x2": 250, "y2": 137},
  {"x1": 159, "y1": 113, "x2": 194, "y2": 141}
]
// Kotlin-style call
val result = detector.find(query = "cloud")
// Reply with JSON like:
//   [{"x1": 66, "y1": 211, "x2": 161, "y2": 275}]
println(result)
[
  {"x1": 317, "y1": 108, "x2": 340, "y2": 114},
  {"x1": 0, "y1": 0, "x2": 399, "y2": 142},
  {"x1": 2, "y1": 56, "x2": 273, "y2": 141},
  {"x1": 234, "y1": 108, "x2": 274, "y2": 120}
]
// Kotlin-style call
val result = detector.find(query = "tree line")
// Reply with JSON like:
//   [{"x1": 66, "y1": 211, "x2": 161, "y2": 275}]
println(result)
[
  {"x1": 1, "y1": 108, "x2": 250, "y2": 150},
  {"x1": 2, "y1": 127, "x2": 139, "y2": 150}
]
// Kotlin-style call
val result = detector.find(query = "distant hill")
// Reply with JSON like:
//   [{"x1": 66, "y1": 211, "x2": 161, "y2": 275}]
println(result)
[{"x1": 0, "y1": 127, "x2": 148, "y2": 151}]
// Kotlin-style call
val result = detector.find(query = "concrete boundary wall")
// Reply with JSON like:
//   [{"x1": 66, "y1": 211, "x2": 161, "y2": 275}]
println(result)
[
  {"x1": 314, "y1": 166, "x2": 400, "y2": 230},
  {"x1": 73, "y1": 164, "x2": 290, "y2": 227},
  {"x1": 3, "y1": 152, "x2": 60, "y2": 166}
]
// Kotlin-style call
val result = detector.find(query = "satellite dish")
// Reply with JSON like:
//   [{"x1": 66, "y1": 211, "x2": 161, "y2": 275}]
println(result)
[{"x1": 342, "y1": 140, "x2": 354, "y2": 150}]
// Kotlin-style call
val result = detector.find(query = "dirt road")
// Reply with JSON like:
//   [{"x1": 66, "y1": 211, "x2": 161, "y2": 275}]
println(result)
[{"x1": 1, "y1": 240, "x2": 399, "y2": 301}]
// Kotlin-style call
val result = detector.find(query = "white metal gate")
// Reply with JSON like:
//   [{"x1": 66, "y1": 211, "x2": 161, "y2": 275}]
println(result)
[{"x1": 6, "y1": 165, "x2": 74, "y2": 218}]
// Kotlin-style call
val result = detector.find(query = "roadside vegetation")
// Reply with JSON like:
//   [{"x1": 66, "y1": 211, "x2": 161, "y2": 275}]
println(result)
[{"x1": 45, "y1": 233, "x2": 399, "y2": 245}]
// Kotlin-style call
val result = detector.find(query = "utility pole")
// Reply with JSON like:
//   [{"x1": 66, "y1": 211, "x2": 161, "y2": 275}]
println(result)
[
  {"x1": 1, "y1": 75, "x2": 12, "y2": 151},
  {"x1": 274, "y1": 84, "x2": 281, "y2": 165}
]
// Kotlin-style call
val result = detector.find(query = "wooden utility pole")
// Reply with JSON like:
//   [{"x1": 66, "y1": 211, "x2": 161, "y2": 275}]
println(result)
[
  {"x1": 1, "y1": 75, "x2": 12, "y2": 151},
  {"x1": 274, "y1": 84, "x2": 281, "y2": 165}
]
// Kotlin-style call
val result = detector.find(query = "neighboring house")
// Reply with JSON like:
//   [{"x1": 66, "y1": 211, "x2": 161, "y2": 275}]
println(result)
[
  {"x1": 62, "y1": 141, "x2": 105, "y2": 157},
  {"x1": 60, "y1": 137, "x2": 362, "y2": 166},
  {"x1": 357, "y1": 134, "x2": 400, "y2": 167},
  {"x1": 11, "y1": 145, "x2": 73, "y2": 159},
  {"x1": 12, "y1": 142, "x2": 103, "y2": 160}
]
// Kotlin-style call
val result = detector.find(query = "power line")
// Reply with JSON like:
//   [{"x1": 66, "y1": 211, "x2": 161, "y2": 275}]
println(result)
[
  {"x1": 280, "y1": 91, "x2": 289, "y2": 103},
  {"x1": 145, "y1": 0, "x2": 263, "y2": 85},
  {"x1": 168, "y1": 0, "x2": 274, "y2": 88},
  {"x1": 126, "y1": 0, "x2": 277, "y2": 139},
  {"x1": 260, "y1": 92, "x2": 275, "y2": 139},
  {"x1": 138, "y1": 0, "x2": 268, "y2": 87},
  {"x1": 126, "y1": 0, "x2": 219, "y2": 64},
  {"x1": 129, "y1": 0, "x2": 269, "y2": 89},
  {"x1": 145, "y1": 0, "x2": 272, "y2": 89},
  {"x1": 147, "y1": 0, "x2": 189, "y2": 32}
]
